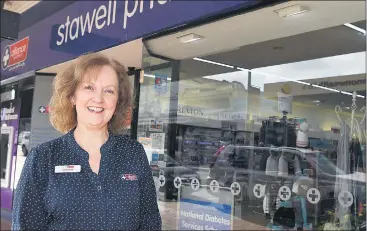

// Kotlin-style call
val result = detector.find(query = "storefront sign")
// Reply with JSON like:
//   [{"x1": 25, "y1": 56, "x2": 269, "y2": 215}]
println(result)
[
  {"x1": 178, "y1": 105, "x2": 204, "y2": 116},
  {"x1": 2, "y1": 37, "x2": 29, "y2": 71},
  {"x1": 1, "y1": 99, "x2": 21, "y2": 210},
  {"x1": 178, "y1": 198, "x2": 232, "y2": 230},
  {"x1": 264, "y1": 74, "x2": 366, "y2": 97},
  {"x1": 1, "y1": 1, "x2": 257, "y2": 81},
  {"x1": 303, "y1": 79, "x2": 366, "y2": 90},
  {"x1": 218, "y1": 112, "x2": 248, "y2": 121}
]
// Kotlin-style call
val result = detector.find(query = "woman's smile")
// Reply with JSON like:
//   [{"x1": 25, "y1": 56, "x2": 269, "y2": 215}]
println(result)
[{"x1": 87, "y1": 106, "x2": 105, "y2": 113}]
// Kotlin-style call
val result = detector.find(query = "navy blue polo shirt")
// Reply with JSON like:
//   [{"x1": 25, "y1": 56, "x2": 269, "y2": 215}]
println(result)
[{"x1": 12, "y1": 129, "x2": 161, "y2": 230}]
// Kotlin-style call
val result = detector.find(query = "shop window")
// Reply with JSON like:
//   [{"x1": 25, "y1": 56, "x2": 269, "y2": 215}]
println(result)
[{"x1": 142, "y1": 2, "x2": 366, "y2": 230}]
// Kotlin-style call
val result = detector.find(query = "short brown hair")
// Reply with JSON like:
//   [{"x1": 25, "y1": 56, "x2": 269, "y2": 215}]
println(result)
[{"x1": 49, "y1": 53, "x2": 133, "y2": 135}]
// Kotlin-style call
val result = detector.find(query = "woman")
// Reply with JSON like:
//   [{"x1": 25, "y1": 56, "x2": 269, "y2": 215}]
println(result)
[{"x1": 12, "y1": 53, "x2": 161, "y2": 230}]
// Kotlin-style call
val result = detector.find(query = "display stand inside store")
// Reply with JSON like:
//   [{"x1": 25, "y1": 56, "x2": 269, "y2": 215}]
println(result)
[
  {"x1": 328, "y1": 91, "x2": 366, "y2": 231},
  {"x1": 258, "y1": 110, "x2": 322, "y2": 230}
]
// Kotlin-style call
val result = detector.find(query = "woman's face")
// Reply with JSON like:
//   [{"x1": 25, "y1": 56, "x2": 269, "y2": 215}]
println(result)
[{"x1": 73, "y1": 65, "x2": 119, "y2": 131}]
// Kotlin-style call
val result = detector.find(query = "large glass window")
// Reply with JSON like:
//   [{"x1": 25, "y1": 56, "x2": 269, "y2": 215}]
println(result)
[{"x1": 139, "y1": 1, "x2": 366, "y2": 230}]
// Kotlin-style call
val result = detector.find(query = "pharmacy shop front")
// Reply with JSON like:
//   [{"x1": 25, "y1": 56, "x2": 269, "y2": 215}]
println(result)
[{"x1": 0, "y1": 0, "x2": 268, "y2": 224}]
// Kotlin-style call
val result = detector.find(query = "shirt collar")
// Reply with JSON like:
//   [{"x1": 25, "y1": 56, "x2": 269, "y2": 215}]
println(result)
[{"x1": 66, "y1": 127, "x2": 116, "y2": 156}]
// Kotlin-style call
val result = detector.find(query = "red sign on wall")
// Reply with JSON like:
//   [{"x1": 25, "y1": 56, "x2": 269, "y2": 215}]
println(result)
[{"x1": 2, "y1": 37, "x2": 29, "y2": 70}]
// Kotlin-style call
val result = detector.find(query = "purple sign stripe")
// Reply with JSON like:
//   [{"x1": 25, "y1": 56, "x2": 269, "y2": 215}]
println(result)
[{"x1": 1, "y1": 0, "x2": 257, "y2": 81}]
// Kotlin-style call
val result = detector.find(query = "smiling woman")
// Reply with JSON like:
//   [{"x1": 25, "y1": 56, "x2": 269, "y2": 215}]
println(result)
[
  {"x1": 49, "y1": 52, "x2": 133, "y2": 135},
  {"x1": 12, "y1": 53, "x2": 161, "y2": 230}
]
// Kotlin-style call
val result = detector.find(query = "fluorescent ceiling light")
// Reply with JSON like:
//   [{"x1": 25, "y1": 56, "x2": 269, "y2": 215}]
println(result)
[
  {"x1": 238, "y1": 68, "x2": 311, "y2": 86},
  {"x1": 194, "y1": 58, "x2": 364, "y2": 97},
  {"x1": 253, "y1": 52, "x2": 366, "y2": 84},
  {"x1": 340, "y1": 91, "x2": 354, "y2": 96},
  {"x1": 274, "y1": 4, "x2": 309, "y2": 17},
  {"x1": 344, "y1": 23, "x2": 366, "y2": 34},
  {"x1": 193, "y1": 57, "x2": 234, "y2": 68},
  {"x1": 177, "y1": 33, "x2": 204, "y2": 43}
]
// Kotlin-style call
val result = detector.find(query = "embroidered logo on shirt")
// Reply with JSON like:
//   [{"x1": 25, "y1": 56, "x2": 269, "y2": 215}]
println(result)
[{"x1": 121, "y1": 174, "x2": 138, "y2": 181}]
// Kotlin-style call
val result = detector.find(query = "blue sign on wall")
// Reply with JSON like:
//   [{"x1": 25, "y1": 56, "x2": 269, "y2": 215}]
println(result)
[
  {"x1": 178, "y1": 198, "x2": 232, "y2": 230},
  {"x1": 1, "y1": 0, "x2": 258, "y2": 81}
]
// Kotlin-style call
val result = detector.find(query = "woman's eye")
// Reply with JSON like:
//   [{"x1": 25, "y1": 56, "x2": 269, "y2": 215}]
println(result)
[
  {"x1": 84, "y1": 85, "x2": 93, "y2": 90},
  {"x1": 105, "y1": 89, "x2": 114, "y2": 94}
]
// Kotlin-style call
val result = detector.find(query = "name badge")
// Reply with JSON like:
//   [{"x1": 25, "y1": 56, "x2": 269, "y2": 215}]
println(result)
[{"x1": 55, "y1": 165, "x2": 81, "y2": 173}]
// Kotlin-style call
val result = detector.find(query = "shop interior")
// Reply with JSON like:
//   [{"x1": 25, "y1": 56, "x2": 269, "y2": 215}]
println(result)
[
  {"x1": 139, "y1": 1, "x2": 366, "y2": 230},
  {"x1": 141, "y1": 1, "x2": 365, "y2": 162}
]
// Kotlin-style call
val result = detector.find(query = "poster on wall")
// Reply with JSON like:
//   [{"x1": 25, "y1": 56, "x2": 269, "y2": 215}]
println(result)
[
  {"x1": 1, "y1": 98, "x2": 21, "y2": 210},
  {"x1": 138, "y1": 137, "x2": 152, "y2": 149},
  {"x1": 154, "y1": 75, "x2": 168, "y2": 95},
  {"x1": 151, "y1": 133, "x2": 165, "y2": 153},
  {"x1": 149, "y1": 119, "x2": 163, "y2": 132}
]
